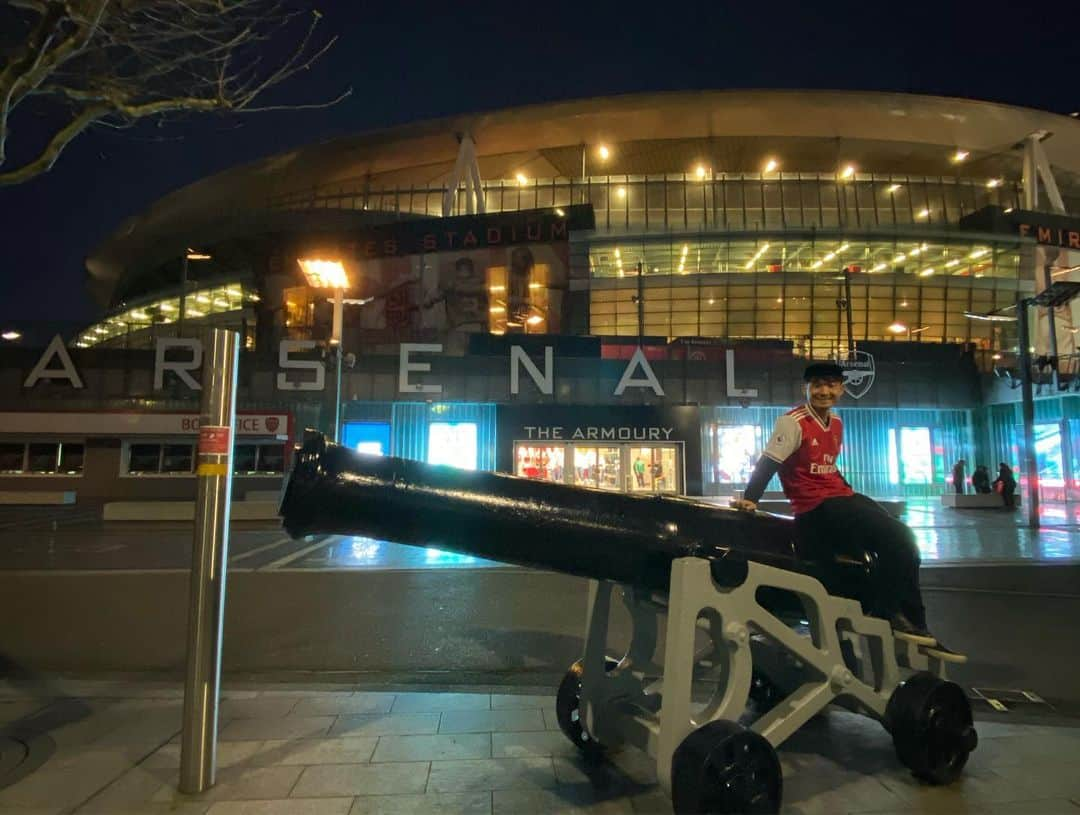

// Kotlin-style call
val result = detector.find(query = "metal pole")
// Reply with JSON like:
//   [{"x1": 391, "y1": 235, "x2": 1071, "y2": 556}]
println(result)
[
  {"x1": 636, "y1": 261, "x2": 644, "y2": 346},
  {"x1": 1017, "y1": 299, "x2": 1040, "y2": 530},
  {"x1": 843, "y1": 266, "x2": 855, "y2": 357},
  {"x1": 180, "y1": 328, "x2": 239, "y2": 794},
  {"x1": 332, "y1": 288, "x2": 344, "y2": 443},
  {"x1": 178, "y1": 254, "x2": 189, "y2": 338}
]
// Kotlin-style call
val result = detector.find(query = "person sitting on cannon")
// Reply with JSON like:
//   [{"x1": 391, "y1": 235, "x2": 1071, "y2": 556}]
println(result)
[{"x1": 731, "y1": 361, "x2": 964, "y2": 662}]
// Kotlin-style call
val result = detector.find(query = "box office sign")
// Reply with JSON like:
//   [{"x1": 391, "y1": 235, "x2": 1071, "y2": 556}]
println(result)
[{"x1": 0, "y1": 411, "x2": 290, "y2": 438}]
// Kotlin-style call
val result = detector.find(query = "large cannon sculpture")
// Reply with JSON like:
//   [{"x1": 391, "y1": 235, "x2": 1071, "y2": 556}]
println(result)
[{"x1": 280, "y1": 433, "x2": 976, "y2": 814}]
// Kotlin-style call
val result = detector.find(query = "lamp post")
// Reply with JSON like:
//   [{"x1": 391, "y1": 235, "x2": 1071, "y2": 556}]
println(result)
[
  {"x1": 297, "y1": 258, "x2": 350, "y2": 443},
  {"x1": 179, "y1": 249, "x2": 213, "y2": 337}
]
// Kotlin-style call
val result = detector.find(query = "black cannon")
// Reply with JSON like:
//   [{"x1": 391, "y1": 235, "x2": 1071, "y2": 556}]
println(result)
[{"x1": 280, "y1": 432, "x2": 976, "y2": 815}]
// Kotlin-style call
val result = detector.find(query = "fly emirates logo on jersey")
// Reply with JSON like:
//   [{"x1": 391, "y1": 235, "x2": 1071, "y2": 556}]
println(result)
[{"x1": 810, "y1": 453, "x2": 839, "y2": 475}]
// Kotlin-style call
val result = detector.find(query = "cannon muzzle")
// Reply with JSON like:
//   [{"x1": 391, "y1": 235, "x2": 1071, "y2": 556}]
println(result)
[{"x1": 279, "y1": 432, "x2": 871, "y2": 597}]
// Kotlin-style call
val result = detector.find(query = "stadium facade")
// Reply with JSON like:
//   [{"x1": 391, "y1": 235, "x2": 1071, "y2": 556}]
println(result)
[{"x1": 3, "y1": 90, "x2": 1080, "y2": 506}]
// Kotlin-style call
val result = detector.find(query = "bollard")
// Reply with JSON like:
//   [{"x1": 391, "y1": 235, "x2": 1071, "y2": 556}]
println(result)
[{"x1": 179, "y1": 328, "x2": 239, "y2": 793}]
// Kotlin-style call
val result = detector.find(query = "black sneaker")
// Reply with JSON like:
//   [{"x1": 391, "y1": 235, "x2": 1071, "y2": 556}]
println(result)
[
  {"x1": 922, "y1": 639, "x2": 968, "y2": 664},
  {"x1": 890, "y1": 613, "x2": 937, "y2": 646}
]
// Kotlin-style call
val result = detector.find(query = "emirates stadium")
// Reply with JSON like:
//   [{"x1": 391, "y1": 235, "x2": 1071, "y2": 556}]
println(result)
[{"x1": 3, "y1": 89, "x2": 1080, "y2": 509}]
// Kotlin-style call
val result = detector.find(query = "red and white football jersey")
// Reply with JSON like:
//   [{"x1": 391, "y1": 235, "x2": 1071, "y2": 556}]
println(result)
[{"x1": 762, "y1": 405, "x2": 854, "y2": 515}]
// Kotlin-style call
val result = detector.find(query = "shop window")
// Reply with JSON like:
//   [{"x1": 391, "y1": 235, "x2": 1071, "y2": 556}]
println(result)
[
  {"x1": 0, "y1": 441, "x2": 84, "y2": 475},
  {"x1": 161, "y1": 444, "x2": 194, "y2": 474},
  {"x1": 0, "y1": 443, "x2": 25, "y2": 473},
  {"x1": 572, "y1": 446, "x2": 620, "y2": 490},
  {"x1": 898, "y1": 427, "x2": 933, "y2": 484},
  {"x1": 1035, "y1": 423, "x2": 1064, "y2": 489},
  {"x1": 516, "y1": 445, "x2": 564, "y2": 482},
  {"x1": 27, "y1": 443, "x2": 60, "y2": 473},
  {"x1": 428, "y1": 422, "x2": 477, "y2": 470},
  {"x1": 233, "y1": 443, "x2": 286, "y2": 475},
  {"x1": 128, "y1": 444, "x2": 162, "y2": 474},
  {"x1": 711, "y1": 426, "x2": 759, "y2": 485}
]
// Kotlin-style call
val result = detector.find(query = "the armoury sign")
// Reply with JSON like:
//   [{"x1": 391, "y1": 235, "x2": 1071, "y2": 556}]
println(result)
[
  {"x1": 837, "y1": 351, "x2": 875, "y2": 399},
  {"x1": 21, "y1": 335, "x2": 761, "y2": 400}
]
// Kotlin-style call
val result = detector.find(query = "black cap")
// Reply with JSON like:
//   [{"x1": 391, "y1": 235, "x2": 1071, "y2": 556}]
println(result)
[{"x1": 803, "y1": 362, "x2": 845, "y2": 381}]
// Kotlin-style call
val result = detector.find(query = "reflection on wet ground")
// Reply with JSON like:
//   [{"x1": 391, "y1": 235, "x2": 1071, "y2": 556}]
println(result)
[{"x1": 0, "y1": 498, "x2": 1078, "y2": 572}]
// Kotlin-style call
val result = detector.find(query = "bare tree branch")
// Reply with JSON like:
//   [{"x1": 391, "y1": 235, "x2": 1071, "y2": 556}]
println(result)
[{"x1": 0, "y1": 0, "x2": 349, "y2": 186}]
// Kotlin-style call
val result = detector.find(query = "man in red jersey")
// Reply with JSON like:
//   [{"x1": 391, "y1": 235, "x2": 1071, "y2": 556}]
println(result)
[{"x1": 731, "y1": 362, "x2": 963, "y2": 662}]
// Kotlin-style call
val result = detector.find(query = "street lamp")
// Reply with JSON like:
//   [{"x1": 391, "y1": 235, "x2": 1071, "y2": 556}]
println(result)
[
  {"x1": 297, "y1": 258, "x2": 350, "y2": 443},
  {"x1": 1, "y1": 330, "x2": 21, "y2": 341},
  {"x1": 179, "y1": 248, "x2": 213, "y2": 337}
]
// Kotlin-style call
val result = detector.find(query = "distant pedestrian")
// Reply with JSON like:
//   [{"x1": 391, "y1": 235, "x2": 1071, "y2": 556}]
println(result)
[
  {"x1": 972, "y1": 465, "x2": 991, "y2": 494},
  {"x1": 951, "y1": 459, "x2": 967, "y2": 494},
  {"x1": 993, "y1": 463, "x2": 1017, "y2": 509}
]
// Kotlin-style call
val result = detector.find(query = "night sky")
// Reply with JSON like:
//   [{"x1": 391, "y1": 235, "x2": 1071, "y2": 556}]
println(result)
[{"x1": 1, "y1": 0, "x2": 1077, "y2": 330}]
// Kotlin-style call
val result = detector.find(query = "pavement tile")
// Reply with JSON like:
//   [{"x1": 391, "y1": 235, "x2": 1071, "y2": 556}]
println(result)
[
  {"x1": 847, "y1": 798, "x2": 1080, "y2": 815},
  {"x1": 489, "y1": 694, "x2": 552, "y2": 710},
  {"x1": 219, "y1": 697, "x2": 300, "y2": 719},
  {"x1": 145, "y1": 740, "x2": 274, "y2": 769},
  {"x1": 220, "y1": 715, "x2": 335, "y2": 741},
  {"x1": 988, "y1": 762, "x2": 1080, "y2": 800},
  {"x1": 493, "y1": 786, "x2": 633, "y2": 814},
  {"x1": 492, "y1": 730, "x2": 581, "y2": 758},
  {"x1": 373, "y1": 733, "x2": 491, "y2": 763},
  {"x1": 291, "y1": 761, "x2": 429, "y2": 797},
  {"x1": 329, "y1": 713, "x2": 440, "y2": 738},
  {"x1": 438, "y1": 709, "x2": 545, "y2": 734},
  {"x1": 391, "y1": 692, "x2": 491, "y2": 713},
  {"x1": 206, "y1": 799, "x2": 354, "y2": 815},
  {"x1": 348, "y1": 792, "x2": 492, "y2": 815},
  {"x1": 876, "y1": 764, "x2": 1048, "y2": 809},
  {"x1": 542, "y1": 707, "x2": 562, "y2": 731},
  {"x1": 259, "y1": 737, "x2": 379, "y2": 765},
  {"x1": 627, "y1": 789, "x2": 674, "y2": 814},
  {"x1": 779, "y1": 767, "x2": 906, "y2": 815},
  {"x1": 0, "y1": 748, "x2": 139, "y2": 811},
  {"x1": 291, "y1": 694, "x2": 396, "y2": 717},
  {"x1": 73, "y1": 762, "x2": 177, "y2": 813},
  {"x1": 426, "y1": 758, "x2": 557, "y2": 792},
  {"x1": 151, "y1": 766, "x2": 304, "y2": 803}
]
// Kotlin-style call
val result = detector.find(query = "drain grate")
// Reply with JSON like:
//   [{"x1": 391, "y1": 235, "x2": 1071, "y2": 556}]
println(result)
[
  {"x1": 0, "y1": 736, "x2": 30, "y2": 789},
  {"x1": 969, "y1": 687, "x2": 1053, "y2": 713}
]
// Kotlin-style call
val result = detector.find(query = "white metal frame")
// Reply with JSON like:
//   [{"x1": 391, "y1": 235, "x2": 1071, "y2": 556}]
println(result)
[{"x1": 577, "y1": 556, "x2": 949, "y2": 795}]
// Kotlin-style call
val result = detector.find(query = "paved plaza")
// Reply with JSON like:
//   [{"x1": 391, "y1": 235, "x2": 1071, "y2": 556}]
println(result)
[{"x1": 1, "y1": 679, "x2": 1079, "y2": 815}]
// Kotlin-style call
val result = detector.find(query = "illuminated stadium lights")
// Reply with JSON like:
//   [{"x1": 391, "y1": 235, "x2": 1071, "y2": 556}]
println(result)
[
  {"x1": 823, "y1": 251, "x2": 836, "y2": 262},
  {"x1": 919, "y1": 267, "x2": 936, "y2": 277},
  {"x1": 951, "y1": 149, "x2": 969, "y2": 163},
  {"x1": 598, "y1": 145, "x2": 610, "y2": 160},
  {"x1": 695, "y1": 164, "x2": 707, "y2": 179},
  {"x1": 489, "y1": 306, "x2": 506, "y2": 313},
  {"x1": 869, "y1": 262, "x2": 888, "y2": 272},
  {"x1": 886, "y1": 184, "x2": 902, "y2": 194},
  {"x1": 986, "y1": 178, "x2": 1003, "y2": 188},
  {"x1": 893, "y1": 254, "x2": 906, "y2": 262},
  {"x1": 1, "y1": 330, "x2": 20, "y2": 341},
  {"x1": 916, "y1": 208, "x2": 931, "y2": 219},
  {"x1": 887, "y1": 322, "x2": 908, "y2": 333},
  {"x1": 763, "y1": 158, "x2": 778, "y2": 173},
  {"x1": 297, "y1": 258, "x2": 349, "y2": 290},
  {"x1": 970, "y1": 248, "x2": 990, "y2": 259},
  {"x1": 526, "y1": 315, "x2": 544, "y2": 325},
  {"x1": 838, "y1": 243, "x2": 849, "y2": 252},
  {"x1": 489, "y1": 285, "x2": 506, "y2": 292},
  {"x1": 515, "y1": 172, "x2": 528, "y2": 185},
  {"x1": 900, "y1": 300, "x2": 909, "y2": 307},
  {"x1": 616, "y1": 186, "x2": 627, "y2": 199},
  {"x1": 839, "y1": 164, "x2": 855, "y2": 179},
  {"x1": 811, "y1": 260, "x2": 824, "y2": 269},
  {"x1": 744, "y1": 242, "x2": 770, "y2": 270},
  {"x1": 186, "y1": 309, "x2": 205, "y2": 318},
  {"x1": 945, "y1": 259, "x2": 961, "y2": 268},
  {"x1": 554, "y1": 207, "x2": 565, "y2": 216}
]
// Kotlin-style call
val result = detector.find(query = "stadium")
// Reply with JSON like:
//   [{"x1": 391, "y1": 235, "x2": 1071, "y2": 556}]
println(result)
[{"x1": 3, "y1": 89, "x2": 1080, "y2": 506}]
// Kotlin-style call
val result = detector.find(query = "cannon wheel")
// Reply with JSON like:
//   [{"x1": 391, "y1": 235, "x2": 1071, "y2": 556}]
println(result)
[
  {"x1": 555, "y1": 657, "x2": 618, "y2": 758},
  {"x1": 671, "y1": 720, "x2": 782, "y2": 814},
  {"x1": 886, "y1": 671, "x2": 978, "y2": 785}
]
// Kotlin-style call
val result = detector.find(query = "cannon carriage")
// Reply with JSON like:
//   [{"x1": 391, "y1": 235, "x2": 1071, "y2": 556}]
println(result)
[{"x1": 280, "y1": 432, "x2": 976, "y2": 814}]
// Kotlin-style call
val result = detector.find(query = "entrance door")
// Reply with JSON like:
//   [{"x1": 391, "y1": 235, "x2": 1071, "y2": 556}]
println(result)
[
  {"x1": 428, "y1": 422, "x2": 478, "y2": 470},
  {"x1": 571, "y1": 446, "x2": 621, "y2": 491},
  {"x1": 628, "y1": 446, "x2": 679, "y2": 494}
]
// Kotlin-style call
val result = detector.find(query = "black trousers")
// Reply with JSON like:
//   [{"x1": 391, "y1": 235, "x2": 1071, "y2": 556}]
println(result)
[{"x1": 794, "y1": 493, "x2": 927, "y2": 628}]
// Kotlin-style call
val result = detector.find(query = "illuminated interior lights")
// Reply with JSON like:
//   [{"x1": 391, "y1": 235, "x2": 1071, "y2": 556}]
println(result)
[
  {"x1": 695, "y1": 165, "x2": 707, "y2": 179},
  {"x1": 887, "y1": 322, "x2": 907, "y2": 334},
  {"x1": 919, "y1": 267, "x2": 935, "y2": 277},
  {"x1": 840, "y1": 164, "x2": 855, "y2": 179},
  {"x1": 763, "y1": 158, "x2": 778, "y2": 173},
  {"x1": 515, "y1": 172, "x2": 528, "y2": 185},
  {"x1": 951, "y1": 149, "x2": 969, "y2": 163},
  {"x1": 869, "y1": 262, "x2": 888, "y2": 273},
  {"x1": 986, "y1": 178, "x2": 1002, "y2": 188},
  {"x1": 886, "y1": 184, "x2": 902, "y2": 194},
  {"x1": 598, "y1": 145, "x2": 610, "y2": 160},
  {"x1": 616, "y1": 186, "x2": 626, "y2": 199}
]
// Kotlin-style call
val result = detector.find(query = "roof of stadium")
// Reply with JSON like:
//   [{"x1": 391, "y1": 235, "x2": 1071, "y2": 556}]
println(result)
[{"x1": 87, "y1": 89, "x2": 1080, "y2": 306}]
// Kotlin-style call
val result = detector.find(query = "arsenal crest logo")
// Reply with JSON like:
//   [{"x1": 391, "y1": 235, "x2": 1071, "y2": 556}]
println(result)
[
  {"x1": 265, "y1": 416, "x2": 280, "y2": 433},
  {"x1": 837, "y1": 351, "x2": 875, "y2": 400}
]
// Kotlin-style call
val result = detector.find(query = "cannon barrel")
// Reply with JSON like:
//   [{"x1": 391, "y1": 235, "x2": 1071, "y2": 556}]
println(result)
[{"x1": 279, "y1": 432, "x2": 874, "y2": 599}]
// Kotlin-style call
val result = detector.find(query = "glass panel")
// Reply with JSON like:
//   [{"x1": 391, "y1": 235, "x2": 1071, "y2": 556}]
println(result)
[
  {"x1": 428, "y1": 422, "x2": 477, "y2": 470},
  {"x1": 0, "y1": 443, "x2": 25, "y2": 473},
  {"x1": 27, "y1": 442, "x2": 59, "y2": 473},
  {"x1": 343, "y1": 422, "x2": 391, "y2": 456},
  {"x1": 234, "y1": 444, "x2": 258, "y2": 474},
  {"x1": 1035, "y1": 423, "x2": 1064, "y2": 489},
  {"x1": 629, "y1": 446, "x2": 678, "y2": 494},
  {"x1": 711, "y1": 426, "x2": 760, "y2": 486},
  {"x1": 128, "y1": 444, "x2": 161, "y2": 474},
  {"x1": 899, "y1": 427, "x2": 933, "y2": 484},
  {"x1": 58, "y1": 443, "x2": 84, "y2": 474},
  {"x1": 257, "y1": 445, "x2": 285, "y2": 473},
  {"x1": 516, "y1": 444, "x2": 564, "y2": 482},
  {"x1": 161, "y1": 444, "x2": 194, "y2": 473}
]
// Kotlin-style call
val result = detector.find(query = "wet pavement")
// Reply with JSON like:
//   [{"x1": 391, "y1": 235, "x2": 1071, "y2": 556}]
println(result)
[{"x1": 1, "y1": 498, "x2": 1078, "y2": 573}]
